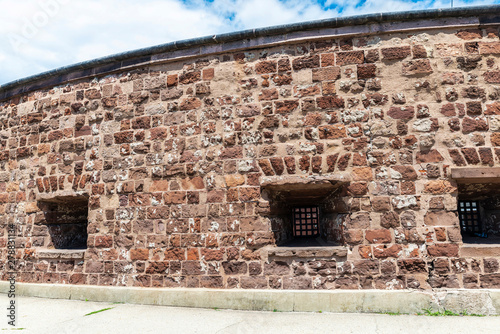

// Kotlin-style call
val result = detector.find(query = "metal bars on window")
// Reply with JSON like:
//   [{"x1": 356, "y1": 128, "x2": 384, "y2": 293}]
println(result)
[
  {"x1": 292, "y1": 206, "x2": 319, "y2": 237},
  {"x1": 458, "y1": 200, "x2": 482, "y2": 234}
]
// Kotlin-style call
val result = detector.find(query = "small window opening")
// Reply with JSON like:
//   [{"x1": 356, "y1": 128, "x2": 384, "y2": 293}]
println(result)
[
  {"x1": 38, "y1": 195, "x2": 89, "y2": 249},
  {"x1": 262, "y1": 179, "x2": 347, "y2": 247},
  {"x1": 293, "y1": 206, "x2": 320, "y2": 237},
  {"x1": 458, "y1": 200, "x2": 482, "y2": 235},
  {"x1": 457, "y1": 183, "x2": 500, "y2": 244}
]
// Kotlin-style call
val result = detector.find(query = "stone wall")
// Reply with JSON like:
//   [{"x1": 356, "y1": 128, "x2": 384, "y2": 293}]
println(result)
[{"x1": 2, "y1": 11, "x2": 500, "y2": 290}]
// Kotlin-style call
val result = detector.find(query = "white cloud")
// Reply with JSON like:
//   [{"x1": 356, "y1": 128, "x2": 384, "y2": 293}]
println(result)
[{"x1": 0, "y1": 0, "x2": 498, "y2": 85}]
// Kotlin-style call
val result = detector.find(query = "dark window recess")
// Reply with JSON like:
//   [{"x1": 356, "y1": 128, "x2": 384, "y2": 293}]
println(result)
[
  {"x1": 458, "y1": 201, "x2": 482, "y2": 234},
  {"x1": 457, "y1": 182, "x2": 500, "y2": 243},
  {"x1": 39, "y1": 196, "x2": 89, "y2": 249},
  {"x1": 293, "y1": 206, "x2": 319, "y2": 237},
  {"x1": 262, "y1": 180, "x2": 347, "y2": 247}
]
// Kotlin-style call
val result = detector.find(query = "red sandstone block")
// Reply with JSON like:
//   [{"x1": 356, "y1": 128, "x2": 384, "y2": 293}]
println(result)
[
  {"x1": 130, "y1": 249, "x2": 149, "y2": 261},
  {"x1": 145, "y1": 262, "x2": 169, "y2": 274},
  {"x1": 240, "y1": 276, "x2": 268, "y2": 289},
  {"x1": 481, "y1": 274, "x2": 500, "y2": 288},
  {"x1": 95, "y1": 236, "x2": 113, "y2": 248},
  {"x1": 114, "y1": 131, "x2": 134, "y2": 144},
  {"x1": 479, "y1": 42, "x2": 500, "y2": 54},
  {"x1": 485, "y1": 102, "x2": 500, "y2": 115},
  {"x1": 427, "y1": 244, "x2": 459, "y2": 257},
  {"x1": 150, "y1": 180, "x2": 169, "y2": 192},
  {"x1": 484, "y1": 71, "x2": 500, "y2": 83},
  {"x1": 200, "y1": 248, "x2": 224, "y2": 261},
  {"x1": 402, "y1": 59, "x2": 433, "y2": 76},
  {"x1": 416, "y1": 149, "x2": 444, "y2": 163},
  {"x1": 181, "y1": 176, "x2": 204, "y2": 190},
  {"x1": 166, "y1": 74, "x2": 178, "y2": 87},
  {"x1": 492, "y1": 133, "x2": 500, "y2": 146},
  {"x1": 357, "y1": 64, "x2": 376, "y2": 79},
  {"x1": 365, "y1": 229, "x2": 392, "y2": 244},
  {"x1": 292, "y1": 55, "x2": 320, "y2": 70},
  {"x1": 258, "y1": 89, "x2": 279, "y2": 101},
  {"x1": 239, "y1": 187, "x2": 260, "y2": 202},
  {"x1": 381, "y1": 46, "x2": 411, "y2": 60},
  {"x1": 179, "y1": 71, "x2": 201, "y2": 84},
  {"x1": 277, "y1": 58, "x2": 291, "y2": 71},
  {"x1": 373, "y1": 244, "x2": 402, "y2": 258},
  {"x1": 164, "y1": 248, "x2": 185, "y2": 260},
  {"x1": 92, "y1": 184, "x2": 104, "y2": 195},
  {"x1": 274, "y1": 100, "x2": 299, "y2": 114},
  {"x1": 423, "y1": 180, "x2": 456, "y2": 194},
  {"x1": 347, "y1": 182, "x2": 368, "y2": 196},
  {"x1": 179, "y1": 97, "x2": 202, "y2": 110},
  {"x1": 387, "y1": 106, "x2": 414, "y2": 119},
  {"x1": 182, "y1": 261, "x2": 205, "y2": 275},
  {"x1": 335, "y1": 51, "x2": 364, "y2": 66},
  {"x1": 202, "y1": 68, "x2": 214, "y2": 80},
  {"x1": 85, "y1": 261, "x2": 104, "y2": 273},
  {"x1": 461, "y1": 147, "x2": 480, "y2": 164},
  {"x1": 320, "y1": 53, "x2": 335, "y2": 67},
  {"x1": 398, "y1": 259, "x2": 427, "y2": 274},
  {"x1": 456, "y1": 29, "x2": 482, "y2": 40},
  {"x1": 424, "y1": 211, "x2": 458, "y2": 226},
  {"x1": 358, "y1": 245, "x2": 372, "y2": 259},
  {"x1": 435, "y1": 227, "x2": 447, "y2": 242},
  {"x1": 462, "y1": 116, "x2": 488, "y2": 134},
  {"x1": 129, "y1": 193, "x2": 152, "y2": 206},
  {"x1": 412, "y1": 45, "x2": 428, "y2": 58},
  {"x1": 255, "y1": 60, "x2": 277, "y2": 74},
  {"x1": 316, "y1": 96, "x2": 344, "y2": 109},
  {"x1": 147, "y1": 206, "x2": 170, "y2": 219},
  {"x1": 219, "y1": 146, "x2": 243, "y2": 159}
]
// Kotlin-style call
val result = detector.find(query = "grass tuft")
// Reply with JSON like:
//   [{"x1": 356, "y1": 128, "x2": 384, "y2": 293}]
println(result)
[
  {"x1": 420, "y1": 308, "x2": 485, "y2": 317},
  {"x1": 84, "y1": 307, "x2": 114, "y2": 316}
]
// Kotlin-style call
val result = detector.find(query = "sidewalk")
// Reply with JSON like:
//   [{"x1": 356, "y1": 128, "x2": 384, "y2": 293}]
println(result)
[{"x1": 2, "y1": 294, "x2": 500, "y2": 334}]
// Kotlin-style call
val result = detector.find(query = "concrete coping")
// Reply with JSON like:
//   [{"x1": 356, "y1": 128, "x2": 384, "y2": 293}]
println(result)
[{"x1": 36, "y1": 249, "x2": 86, "y2": 260}]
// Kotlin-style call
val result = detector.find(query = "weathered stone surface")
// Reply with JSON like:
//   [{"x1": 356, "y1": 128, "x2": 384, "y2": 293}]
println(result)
[
  {"x1": 402, "y1": 59, "x2": 433, "y2": 75},
  {"x1": 365, "y1": 229, "x2": 392, "y2": 244},
  {"x1": 424, "y1": 212, "x2": 458, "y2": 226},
  {"x1": 3, "y1": 18, "x2": 500, "y2": 293}
]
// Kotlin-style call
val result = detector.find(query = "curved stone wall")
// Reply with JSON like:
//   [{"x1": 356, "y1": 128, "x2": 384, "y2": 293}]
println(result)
[{"x1": 2, "y1": 7, "x2": 500, "y2": 290}]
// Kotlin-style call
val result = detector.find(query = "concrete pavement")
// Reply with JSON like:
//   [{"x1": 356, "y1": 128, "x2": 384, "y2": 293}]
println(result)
[{"x1": 1, "y1": 294, "x2": 500, "y2": 334}]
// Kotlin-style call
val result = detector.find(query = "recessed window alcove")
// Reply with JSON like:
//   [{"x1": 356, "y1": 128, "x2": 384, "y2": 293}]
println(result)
[
  {"x1": 261, "y1": 176, "x2": 349, "y2": 248},
  {"x1": 37, "y1": 193, "x2": 89, "y2": 250},
  {"x1": 452, "y1": 168, "x2": 500, "y2": 245}
]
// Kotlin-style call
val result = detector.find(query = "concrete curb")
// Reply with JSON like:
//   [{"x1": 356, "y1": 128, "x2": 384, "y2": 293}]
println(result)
[{"x1": 2, "y1": 282, "x2": 500, "y2": 315}]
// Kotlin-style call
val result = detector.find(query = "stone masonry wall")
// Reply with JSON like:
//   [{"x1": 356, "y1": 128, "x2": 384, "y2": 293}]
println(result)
[{"x1": 2, "y1": 23, "x2": 500, "y2": 290}]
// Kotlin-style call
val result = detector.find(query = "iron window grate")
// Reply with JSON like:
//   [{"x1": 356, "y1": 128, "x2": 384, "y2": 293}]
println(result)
[
  {"x1": 293, "y1": 206, "x2": 319, "y2": 237},
  {"x1": 458, "y1": 200, "x2": 482, "y2": 234}
]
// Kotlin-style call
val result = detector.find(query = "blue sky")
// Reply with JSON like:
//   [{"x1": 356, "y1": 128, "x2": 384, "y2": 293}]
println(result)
[{"x1": 0, "y1": 0, "x2": 499, "y2": 85}]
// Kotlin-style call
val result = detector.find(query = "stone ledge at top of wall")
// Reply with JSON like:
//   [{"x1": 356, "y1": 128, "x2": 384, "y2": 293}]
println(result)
[{"x1": 261, "y1": 174, "x2": 351, "y2": 189}]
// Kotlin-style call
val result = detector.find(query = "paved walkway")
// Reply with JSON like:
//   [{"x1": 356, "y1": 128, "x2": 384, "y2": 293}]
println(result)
[{"x1": 1, "y1": 294, "x2": 500, "y2": 334}]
